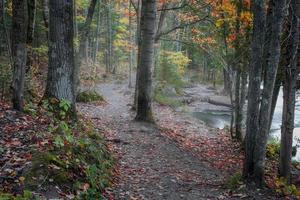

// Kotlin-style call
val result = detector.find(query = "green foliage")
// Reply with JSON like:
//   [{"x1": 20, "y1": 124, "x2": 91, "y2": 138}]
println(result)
[
  {"x1": 32, "y1": 45, "x2": 48, "y2": 58},
  {"x1": 154, "y1": 51, "x2": 190, "y2": 108},
  {"x1": 225, "y1": 172, "x2": 243, "y2": 190},
  {"x1": 42, "y1": 98, "x2": 73, "y2": 120},
  {"x1": 154, "y1": 83, "x2": 182, "y2": 108},
  {"x1": 26, "y1": 121, "x2": 114, "y2": 199},
  {"x1": 23, "y1": 102, "x2": 37, "y2": 117},
  {"x1": 266, "y1": 139, "x2": 280, "y2": 159},
  {"x1": 76, "y1": 90, "x2": 104, "y2": 103},
  {"x1": 0, "y1": 190, "x2": 33, "y2": 200},
  {"x1": 156, "y1": 51, "x2": 190, "y2": 91},
  {"x1": 275, "y1": 177, "x2": 300, "y2": 197}
]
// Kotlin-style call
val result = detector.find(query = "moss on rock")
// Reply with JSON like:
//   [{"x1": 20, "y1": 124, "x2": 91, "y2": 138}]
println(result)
[{"x1": 76, "y1": 91, "x2": 104, "y2": 103}]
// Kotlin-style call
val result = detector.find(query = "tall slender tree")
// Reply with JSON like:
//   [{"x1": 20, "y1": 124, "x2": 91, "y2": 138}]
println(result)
[
  {"x1": 11, "y1": 0, "x2": 28, "y2": 111},
  {"x1": 243, "y1": 0, "x2": 266, "y2": 181},
  {"x1": 135, "y1": 0, "x2": 157, "y2": 122},
  {"x1": 244, "y1": 0, "x2": 286, "y2": 185},
  {"x1": 26, "y1": 0, "x2": 36, "y2": 71},
  {"x1": 279, "y1": 0, "x2": 300, "y2": 182},
  {"x1": 254, "y1": 0, "x2": 286, "y2": 184},
  {"x1": 74, "y1": 0, "x2": 98, "y2": 93},
  {"x1": 44, "y1": 0, "x2": 76, "y2": 112}
]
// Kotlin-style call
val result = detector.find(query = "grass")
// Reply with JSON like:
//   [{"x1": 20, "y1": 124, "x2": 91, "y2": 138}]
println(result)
[{"x1": 154, "y1": 90, "x2": 182, "y2": 108}]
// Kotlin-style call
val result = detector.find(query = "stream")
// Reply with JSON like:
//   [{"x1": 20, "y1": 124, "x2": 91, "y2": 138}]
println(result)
[{"x1": 190, "y1": 89, "x2": 300, "y2": 161}]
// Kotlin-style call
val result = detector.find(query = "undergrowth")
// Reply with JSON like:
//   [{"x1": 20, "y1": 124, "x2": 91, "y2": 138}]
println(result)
[
  {"x1": 266, "y1": 138, "x2": 280, "y2": 159},
  {"x1": 225, "y1": 172, "x2": 243, "y2": 190},
  {"x1": 20, "y1": 99, "x2": 113, "y2": 199}
]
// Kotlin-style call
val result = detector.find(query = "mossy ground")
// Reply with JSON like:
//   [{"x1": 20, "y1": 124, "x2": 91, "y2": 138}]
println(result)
[
  {"x1": 76, "y1": 91, "x2": 105, "y2": 103},
  {"x1": 23, "y1": 119, "x2": 114, "y2": 199}
]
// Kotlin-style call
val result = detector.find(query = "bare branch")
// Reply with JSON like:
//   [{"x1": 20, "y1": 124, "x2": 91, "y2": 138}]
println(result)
[
  {"x1": 129, "y1": 0, "x2": 138, "y2": 13},
  {"x1": 155, "y1": 15, "x2": 209, "y2": 41}
]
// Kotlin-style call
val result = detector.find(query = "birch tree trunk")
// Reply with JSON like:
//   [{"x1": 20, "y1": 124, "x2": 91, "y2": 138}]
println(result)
[
  {"x1": 11, "y1": 0, "x2": 28, "y2": 111},
  {"x1": 135, "y1": 0, "x2": 157, "y2": 122},
  {"x1": 45, "y1": 0, "x2": 76, "y2": 112}
]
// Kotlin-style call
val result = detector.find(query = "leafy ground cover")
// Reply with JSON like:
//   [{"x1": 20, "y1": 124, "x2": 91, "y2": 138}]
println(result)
[{"x1": 0, "y1": 98, "x2": 114, "y2": 199}]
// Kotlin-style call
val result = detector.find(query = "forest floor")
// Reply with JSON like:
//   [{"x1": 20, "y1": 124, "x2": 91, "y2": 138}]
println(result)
[{"x1": 78, "y1": 79, "x2": 277, "y2": 200}]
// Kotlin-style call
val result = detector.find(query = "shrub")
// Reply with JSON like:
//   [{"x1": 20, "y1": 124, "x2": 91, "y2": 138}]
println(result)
[
  {"x1": 275, "y1": 177, "x2": 300, "y2": 197},
  {"x1": 225, "y1": 172, "x2": 243, "y2": 190},
  {"x1": 266, "y1": 139, "x2": 280, "y2": 159}
]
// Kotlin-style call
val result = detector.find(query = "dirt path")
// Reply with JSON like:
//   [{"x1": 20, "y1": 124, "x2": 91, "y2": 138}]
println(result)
[{"x1": 78, "y1": 81, "x2": 275, "y2": 200}]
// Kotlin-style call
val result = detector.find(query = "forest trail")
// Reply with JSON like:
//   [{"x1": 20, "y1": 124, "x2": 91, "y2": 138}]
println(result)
[{"x1": 78, "y1": 80, "x2": 274, "y2": 200}]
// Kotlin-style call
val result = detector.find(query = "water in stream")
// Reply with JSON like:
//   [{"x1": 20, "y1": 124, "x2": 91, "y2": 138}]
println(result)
[{"x1": 191, "y1": 89, "x2": 300, "y2": 161}]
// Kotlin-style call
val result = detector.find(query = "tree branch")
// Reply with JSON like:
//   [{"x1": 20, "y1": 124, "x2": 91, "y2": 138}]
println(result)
[
  {"x1": 155, "y1": 15, "x2": 209, "y2": 41},
  {"x1": 130, "y1": 0, "x2": 138, "y2": 13},
  {"x1": 157, "y1": 3, "x2": 188, "y2": 12}
]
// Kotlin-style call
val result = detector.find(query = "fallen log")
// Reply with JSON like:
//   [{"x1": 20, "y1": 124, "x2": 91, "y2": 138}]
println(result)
[{"x1": 207, "y1": 98, "x2": 232, "y2": 108}]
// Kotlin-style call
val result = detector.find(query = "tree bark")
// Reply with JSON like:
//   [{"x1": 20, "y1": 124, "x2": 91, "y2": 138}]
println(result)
[
  {"x1": 11, "y1": 0, "x2": 28, "y2": 111},
  {"x1": 26, "y1": 0, "x2": 36, "y2": 72},
  {"x1": 243, "y1": 0, "x2": 266, "y2": 182},
  {"x1": 279, "y1": 0, "x2": 300, "y2": 181},
  {"x1": 93, "y1": 0, "x2": 101, "y2": 65},
  {"x1": 254, "y1": 0, "x2": 286, "y2": 185},
  {"x1": 27, "y1": 0, "x2": 36, "y2": 45},
  {"x1": 42, "y1": 0, "x2": 49, "y2": 31},
  {"x1": 128, "y1": 1, "x2": 133, "y2": 88},
  {"x1": 269, "y1": 65, "x2": 283, "y2": 131},
  {"x1": 45, "y1": 0, "x2": 76, "y2": 112},
  {"x1": 135, "y1": 0, "x2": 157, "y2": 122},
  {"x1": 133, "y1": 0, "x2": 142, "y2": 110}
]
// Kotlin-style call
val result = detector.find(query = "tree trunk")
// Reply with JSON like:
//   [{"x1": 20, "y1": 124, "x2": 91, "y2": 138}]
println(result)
[
  {"x1": 45, "y1": 0, "x2": 76, "y2": 112},
  {"x1": 11, "y1": 0, "x2": 28, "y2": 111},
  {"x1": 254, "y1": 0, "x2": 286, "y2": 185},
  {"x1": 26, "y1": 0, "x2": 36, "y2": 72},
  {"x1": 233, "y1": 0, "x2": 243, "y2": 140},
  {"x1": 42, "y1": 0, "x2": 49, "y2": 32},
  {"x1": 133, "y1": 0, "x2": 142, "y2": 110},
  {"x1": 154, "y1": 3, "x2": 167, "y2": 43},
  {"x1": 240, "y1": 69, "x2": 248, "y2": 115},
  {"x1": 74, "y1": 0, "x2": 98, "y2": 93},
  {"x1": 135, "y1": 0, "x2": 157, "y2": 122},
  {"x1": 93, "y1": 0, "x2": 101, "y2": 65},
  {"x1": 235, "y1": 67, "x2": 242, "y2": 140},
  {"x1": 269, "y1": 66, "x2": 283, "y2": 131},
  {"x1": 107, "y1": 1, "x2": 113, "y2": 73},
  {"x1": 128, "y1": 1, "x2": 133, "y2": 88},
  {"x1": 279, "y1": 0, "x2": 300, "y2": 181},
  {"x1": 1, "y1": 0, "x2": 13, "y2": 65},
  {"x1": 243, "y1": 0, "x2": 266, "y2": 182},
  {"x1": 223, "y1": 68, "x2": 230, "y2": 94}
]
